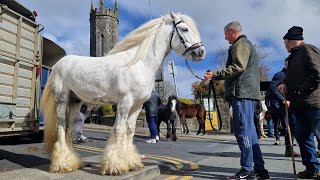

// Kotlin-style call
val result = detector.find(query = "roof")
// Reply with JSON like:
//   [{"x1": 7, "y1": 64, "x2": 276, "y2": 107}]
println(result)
[{"x1": 0, "y1": 0, "x2": 35, "y2": 21}]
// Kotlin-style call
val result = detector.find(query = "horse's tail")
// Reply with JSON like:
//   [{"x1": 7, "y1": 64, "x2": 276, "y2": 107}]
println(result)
[{"x1": 41, "y1": 80, "x2": 58, "y2": 153}]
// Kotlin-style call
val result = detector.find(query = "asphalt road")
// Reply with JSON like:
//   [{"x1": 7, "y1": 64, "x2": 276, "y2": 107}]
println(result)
[{"x1": 0, "y1": 125, "x2": 316, "y2": 180}]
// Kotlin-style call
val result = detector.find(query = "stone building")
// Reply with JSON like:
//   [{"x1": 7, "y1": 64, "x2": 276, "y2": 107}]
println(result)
[
  {"x1": 89, "y1": 0, "x2": 164, "y2": 99},
  {"x1": 90, "y1": 0, "x2": 119, "y2": 57}
]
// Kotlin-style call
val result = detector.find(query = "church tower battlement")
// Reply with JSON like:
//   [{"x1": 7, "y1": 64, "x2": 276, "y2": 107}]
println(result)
[{"x1": 90, "y1": 0, "x2": 119, "y2": 57}]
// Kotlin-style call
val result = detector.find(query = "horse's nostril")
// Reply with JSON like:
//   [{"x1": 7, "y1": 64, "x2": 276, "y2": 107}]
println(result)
[{"x1": 200, "y1": 50, "x2": 204, "y2": 56}]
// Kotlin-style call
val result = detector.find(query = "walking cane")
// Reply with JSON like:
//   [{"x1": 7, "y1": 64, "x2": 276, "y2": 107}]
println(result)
[{"x1": 284, "y1": 95, "x2": 297, "y2": 179}]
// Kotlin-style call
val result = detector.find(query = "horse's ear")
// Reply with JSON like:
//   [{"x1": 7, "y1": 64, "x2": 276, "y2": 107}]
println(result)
[{"x1": 170, "y1": 10, "x2": 178, "y2": 22}]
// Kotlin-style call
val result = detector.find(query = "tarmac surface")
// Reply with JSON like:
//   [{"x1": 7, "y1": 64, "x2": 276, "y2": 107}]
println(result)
[{"x1": 1, "y1": 123, "x2": 318, "y2": 180}]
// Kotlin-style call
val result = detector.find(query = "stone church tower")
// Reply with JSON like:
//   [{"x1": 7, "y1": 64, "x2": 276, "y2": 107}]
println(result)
[
  {"x1": 90, "y1": 0, "x2": 119, "y2": 57},
  {"x1": 89, "y1": 0, "x2": 164, "y2": 99}
]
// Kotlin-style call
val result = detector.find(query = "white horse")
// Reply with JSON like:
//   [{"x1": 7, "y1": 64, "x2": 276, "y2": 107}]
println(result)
[
  {"x1": 41, "y1": 12, "x2": 205, "y2": 175},
  {"x1": 228, "y1": 100, "x2": 268, "y2": 138}
]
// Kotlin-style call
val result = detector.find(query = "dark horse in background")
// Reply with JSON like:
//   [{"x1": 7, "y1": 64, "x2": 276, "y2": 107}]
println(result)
[
  {"x1": 169, "y1": 95, "x2": 206, "y2": 135},
  {"x1": 157, "y1": 96, "x2": 178, "y2": 141}
]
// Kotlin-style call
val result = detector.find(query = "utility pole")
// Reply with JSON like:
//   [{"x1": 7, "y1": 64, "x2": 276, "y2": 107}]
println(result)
[{"x1": 168, "y1": 61, "x2": 178, "y2": 97}]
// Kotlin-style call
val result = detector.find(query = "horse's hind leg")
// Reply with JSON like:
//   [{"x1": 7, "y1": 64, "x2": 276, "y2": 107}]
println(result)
[
  {"x1": 50, "y1": 99, "x2": 82, "y2": 173},
  {"x1": 183, "y1": 118, "x2": 189, "y2": 134}
]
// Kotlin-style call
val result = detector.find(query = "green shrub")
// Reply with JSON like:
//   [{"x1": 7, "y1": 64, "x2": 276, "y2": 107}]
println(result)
[
  {"x1": 102, "y1": 103, "x2": 113, "y2": 117},
  {"x1": 179, "y1": 98, "x2": 192, "y2": 104}
]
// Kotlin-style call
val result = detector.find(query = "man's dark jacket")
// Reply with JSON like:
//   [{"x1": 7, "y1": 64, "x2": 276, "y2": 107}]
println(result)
[
  {"x1": 143, "y1": 91, "x2": 163, "y2": 118},
  {"x1": 265, "y1": 68, "x2": 286, "y2": 111},
  {"x1": 285, "y1": 44, "x2": 320, "y2": 112}
]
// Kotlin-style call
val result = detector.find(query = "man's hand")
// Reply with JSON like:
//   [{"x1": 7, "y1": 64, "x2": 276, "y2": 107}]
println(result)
[
  {"x1": 278, "y1": 84, "x2": 287, "y2": 95},
  {"x1": 204, "y1": 70, "x2": 214, "y2": 81},
  {"x1": 283, "y1": 100, "x2": 290, "y2": 108}
]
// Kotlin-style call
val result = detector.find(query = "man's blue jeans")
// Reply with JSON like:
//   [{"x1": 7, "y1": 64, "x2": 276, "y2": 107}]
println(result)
[
  {"x1": 231, "y1": 99, "x2": 265, "y2": 172},
  {"x1": 266, "y1": 118, "x2": 274, "y2": 137},
  {"x1": 294, "y1": 109, "x2": 320, "y2": 172},
  {"x1": 147, "y1": 116, "x2": 158, "y2": 139},
  {"x1": 271, "y1": 107, "x2": 296, "y2": 147}
]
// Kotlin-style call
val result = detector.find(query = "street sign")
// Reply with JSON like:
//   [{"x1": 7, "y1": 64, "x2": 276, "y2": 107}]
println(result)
[{"x1": 203, "y1": 98, "x2": 215, "y2": 111}]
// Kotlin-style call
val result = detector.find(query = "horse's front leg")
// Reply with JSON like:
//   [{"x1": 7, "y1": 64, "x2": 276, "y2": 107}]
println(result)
[
  {"x1": 50, "y1": 102, "x2": 82, "y2": 173},
  {"x1": 183, "y1": 117, "x2": 189, "y2": 134},
  {"x1": 126, "y1": 107, "x2": 144, "y2": 171},
  {"x1": 101, "y1": 97, "x2": 131, "y2": 175},
  {"x1": 166, "y1": 122, "x2": 172, "y2": 139}
]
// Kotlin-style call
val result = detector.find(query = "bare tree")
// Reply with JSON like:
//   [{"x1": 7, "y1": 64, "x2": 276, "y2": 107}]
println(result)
[{"x1": 216, "y1": 43, "x2": 271, "y2": 81}]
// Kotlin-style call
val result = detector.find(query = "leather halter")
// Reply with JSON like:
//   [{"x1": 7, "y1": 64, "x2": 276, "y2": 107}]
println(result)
[{"x1": 169, "y1": 20, "x2": 203, "y2": 56}]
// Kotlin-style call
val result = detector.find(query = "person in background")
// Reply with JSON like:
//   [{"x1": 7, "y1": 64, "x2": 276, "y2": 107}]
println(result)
[
  {"x1": 143, "y1": 90, "x2": 162, "y2": 144},
  {"x1": 204, "y1": 21, "x2": 269, "y2": 180},
  {"x1": 279, "y1": 26, "x2": 320, "y2": 179},
  {"x1": 90, "y1": 107, "x2": 99, "y2": 124},
  {"x1": 264, "y1": 111, "x2": 274, "y2": 138},
  {"x1": 74, "y1": 104, "x2": 88, "y2": 143},
  {"x1": 265, "y1": 58, "x2": 299, "y2": 157}
]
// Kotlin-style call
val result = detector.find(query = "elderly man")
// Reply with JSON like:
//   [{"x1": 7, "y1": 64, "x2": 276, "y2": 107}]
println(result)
[
  {"x1": 279, "y1": 26, "x2": 320, "y2": 179},
  {"x1": 204, "y1": 21, "x2": 269, "y2": 180}
]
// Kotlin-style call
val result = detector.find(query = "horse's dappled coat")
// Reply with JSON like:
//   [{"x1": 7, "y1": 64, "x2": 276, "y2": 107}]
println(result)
[{"x1": 41, "y1": 12, "x2": 205, "y2": 175}]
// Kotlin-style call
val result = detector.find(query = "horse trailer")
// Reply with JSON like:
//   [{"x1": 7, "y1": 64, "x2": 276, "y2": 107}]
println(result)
[{"x1": 0, "y1": 0, "x2": 65, "y2": 137}]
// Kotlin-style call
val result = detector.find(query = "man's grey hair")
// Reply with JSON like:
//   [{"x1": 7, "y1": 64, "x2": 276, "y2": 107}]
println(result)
[{"x1": 224, "y1": 21, "x2": 242, "y2": 32}]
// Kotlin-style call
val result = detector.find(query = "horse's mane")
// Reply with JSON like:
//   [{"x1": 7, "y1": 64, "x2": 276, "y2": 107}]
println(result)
[{"x1": 106, "y1": 13, "x2": 200, "y2": 66}]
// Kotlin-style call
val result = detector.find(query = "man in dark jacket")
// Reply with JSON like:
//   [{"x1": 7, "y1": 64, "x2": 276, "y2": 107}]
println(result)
[
  {"x1": 143, "y1": 90, "x2": 162, "y2": 143},
  {"x1": 279, "y1": 26, "x2": 320, "y2": 179},
  {"x1": 204, "y1": 21, "x2": 269, "y2": 180},
  {"x1": 265, "y1": 59, "x2": 298, "y2": 157}
]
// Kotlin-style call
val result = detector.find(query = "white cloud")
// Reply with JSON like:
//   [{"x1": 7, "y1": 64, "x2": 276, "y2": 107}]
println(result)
[{"x1": 15, "y1": 0, "x2": 320, "y2": 98}]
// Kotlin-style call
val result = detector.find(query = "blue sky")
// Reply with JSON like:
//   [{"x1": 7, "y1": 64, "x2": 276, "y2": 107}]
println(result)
[{"x1": 17, "y1": 0, "x2": 320, "y2": 99}]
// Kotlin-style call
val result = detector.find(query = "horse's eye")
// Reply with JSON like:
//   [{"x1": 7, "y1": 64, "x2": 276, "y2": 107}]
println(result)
[{"x1": 182, "y1": 28, "x2": 188, "y2": 32}]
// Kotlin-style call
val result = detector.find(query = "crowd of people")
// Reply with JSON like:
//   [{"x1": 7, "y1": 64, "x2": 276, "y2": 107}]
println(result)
[{"x1": 204, "y1": 22, "x2": 320, "y2": 179}]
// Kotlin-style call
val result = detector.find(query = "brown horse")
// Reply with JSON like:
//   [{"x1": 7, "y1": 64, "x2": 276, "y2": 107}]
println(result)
[{"x1": 168, "y1": 96, "x2": 206, "y2": 135}]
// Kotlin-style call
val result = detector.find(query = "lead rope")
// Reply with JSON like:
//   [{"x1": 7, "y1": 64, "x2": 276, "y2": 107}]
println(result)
[
  {"x1": 184, "y1": 58, "x2": 222, "y2": 131},
  {"x1": 207, "y1": 80, "x2": 222, "y2": 131}
]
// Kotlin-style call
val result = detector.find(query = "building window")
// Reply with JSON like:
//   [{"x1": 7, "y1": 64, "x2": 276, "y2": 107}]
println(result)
[{"x1": 101, "y1": 34, "x2": 105, "y2": 56}]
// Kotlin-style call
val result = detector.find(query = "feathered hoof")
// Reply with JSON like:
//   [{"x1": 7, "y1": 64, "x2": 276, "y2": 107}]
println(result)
[
  {"x1": 128, "y1": 154, "x2": 144, "y2": 171},
  {"x1": 49, "y1": 152, "x2": 82, "y2": 173},
  {"x1": 101, "y1": 160, "x2": 129, "y2": 175}
]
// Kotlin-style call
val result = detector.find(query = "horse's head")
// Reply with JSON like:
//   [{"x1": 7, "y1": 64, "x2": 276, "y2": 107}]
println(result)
[
  {"x1": 167, "y1": 95, "x2": 179, "y2": 112},
  {"x1": 169, "y1": 11, "x2": 206, "y2": 62}
]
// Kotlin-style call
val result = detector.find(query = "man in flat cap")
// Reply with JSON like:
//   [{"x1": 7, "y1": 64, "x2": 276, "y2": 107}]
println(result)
[{"x1": 279, "y1": 26, "x2": 320, "y2": 179}]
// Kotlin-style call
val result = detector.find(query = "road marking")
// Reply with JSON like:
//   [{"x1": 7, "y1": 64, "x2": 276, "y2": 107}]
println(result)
[
  {"x1": 180, "y1": 176, "x2": 193, "y2": 180},
  {"x1": 165, "y1": 175, "x2": 179, "y2": 180},
  {"x1": 147, "y1": 154, "x2": 198, "y2": 170},
  {"x1": 74, "y1": 144, "x2": 198, "y2": 170}
]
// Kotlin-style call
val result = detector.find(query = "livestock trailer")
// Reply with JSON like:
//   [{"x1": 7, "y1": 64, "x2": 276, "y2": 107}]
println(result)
[{"x1": 0, "y1": 0, "x2": 65, "y2": 137}]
